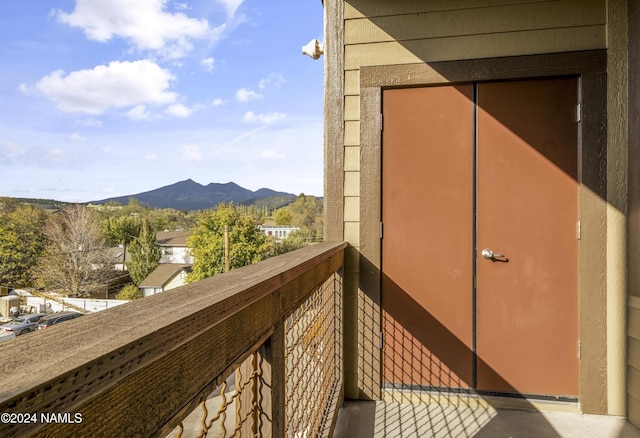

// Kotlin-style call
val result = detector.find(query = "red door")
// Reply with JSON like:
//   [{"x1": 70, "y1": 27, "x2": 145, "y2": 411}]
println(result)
[
  {"x1": 382, "y1": 85, "x2": 474, "y2": 389},
  {"x1": 381, "y1": 78, "x2": 579, "y2": 397},
  {"x1": 475, "y1": 78, "x2": 578, "y2": 396}
]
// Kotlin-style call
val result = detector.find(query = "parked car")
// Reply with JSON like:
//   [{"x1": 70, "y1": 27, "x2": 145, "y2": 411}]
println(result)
[
  {"x1": 36, "y1": 312, "x2": 84, "y2": 330},
  {"x1": 0, "y1": 313, "x2": 46, "y2": 336},
  {"x1": 0, "y1": 331, "x2": 15, "y2": 342}
]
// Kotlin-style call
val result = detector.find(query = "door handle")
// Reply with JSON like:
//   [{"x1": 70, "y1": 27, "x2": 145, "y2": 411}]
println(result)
[{"x1": 481, "y1": 248, "x2": 506, "y2": 260}]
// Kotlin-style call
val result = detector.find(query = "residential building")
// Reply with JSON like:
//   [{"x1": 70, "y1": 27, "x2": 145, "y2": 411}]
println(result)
[
  {"x1": 138, "y1": 264, "x2": 192, "y2": 297},
  {"x1": 107, "y1": 246, "x2": 130, "y2": 271},
  {"x1": 258, "y1": 224, "x2": 300, "y2": 240},
  {"x1": 156, "y1": 230, "x2": 193, "y2": 264}
]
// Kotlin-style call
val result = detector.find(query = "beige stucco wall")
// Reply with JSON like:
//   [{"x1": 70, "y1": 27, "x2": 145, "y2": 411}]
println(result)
[{"x1": 327, "y1": 0, "x2": 634, "y2": 416}]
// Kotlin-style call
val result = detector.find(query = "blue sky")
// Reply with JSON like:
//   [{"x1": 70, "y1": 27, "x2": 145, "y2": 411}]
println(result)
[{"x1": 0, "y1": 0, "x2": 325, "y2": 202}]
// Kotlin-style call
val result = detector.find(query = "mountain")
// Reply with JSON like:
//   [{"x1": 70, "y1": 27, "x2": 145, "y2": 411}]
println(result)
[{"x1": 92, "y1": 179, "x2": 298, "y2": 211}]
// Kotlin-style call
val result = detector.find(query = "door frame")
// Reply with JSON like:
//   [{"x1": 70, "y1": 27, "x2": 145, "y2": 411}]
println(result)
[{"x1": 358, "y1": 50, "x2": 607, "y2": 413}]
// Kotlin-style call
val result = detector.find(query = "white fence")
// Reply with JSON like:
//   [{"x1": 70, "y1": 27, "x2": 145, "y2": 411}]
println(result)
[{"x1": 25, "y1": 297, "x2": 128, "y2": 313}]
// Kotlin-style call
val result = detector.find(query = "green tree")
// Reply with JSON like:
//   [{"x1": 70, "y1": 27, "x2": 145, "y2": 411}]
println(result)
[
  {"x1": 273, "y1": 208, "x2": 293, "y2": 225},
  {"x1": 186, "y1": 203, "x2": 270, "y2": 282},
  {"x1": 273, "y1": 194, "x2": 323, "y2": 242},
  {"x1": 102, "y1": 214, "x2": 142, "y2": 270},
  {"x1": 0, "y1": 204, "x2": 48, "y2": 287},
  {"x1": 126, "y1": 219, "x2": 160, "y2": 285},
  {"x1": 266, "y1": 230, "x2": 306, "y2": 257},
  {"x1": 116, "y1": 284, "x2": 143, "y2": 300}
]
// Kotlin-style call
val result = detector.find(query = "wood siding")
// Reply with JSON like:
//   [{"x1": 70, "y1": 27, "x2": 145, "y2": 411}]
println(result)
[
  {"x1": 334, "y1": 0, "x2": 609, "y2": 404},
  {"x1": 629, "y1": 0, "x2": 640, "y2": 429},
  {"x1": 630, "y1": 297, "x2": 640, "y2": 427},
  {"x1": 340, "y1": 0, "x2": 607, "y2": 250}
]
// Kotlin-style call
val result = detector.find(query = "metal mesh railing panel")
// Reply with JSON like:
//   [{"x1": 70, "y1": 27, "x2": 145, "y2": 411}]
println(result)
[
  {"x1": 165, "y1": 353, "x2": 259, "y2": 438},
  {"x1": 284, "y1": 273, "x2": 343, "y2": 438},
  {"x1": 164, "y1": 270, "x2": 343, "y2": 438}
]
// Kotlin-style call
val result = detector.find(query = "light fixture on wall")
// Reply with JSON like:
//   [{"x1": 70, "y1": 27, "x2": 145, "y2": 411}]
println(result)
[{"x1": 302, "y1": 39, "x2": 324, "y2": 60}]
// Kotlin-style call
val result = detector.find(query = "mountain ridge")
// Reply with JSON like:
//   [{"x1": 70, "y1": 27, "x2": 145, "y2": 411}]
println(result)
[{"x1": 91, "y1": 179, "x2": 302, "y2": 211}]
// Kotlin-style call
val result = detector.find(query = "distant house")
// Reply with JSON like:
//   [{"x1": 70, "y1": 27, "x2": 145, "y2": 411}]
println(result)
[
  {"x1": 258, "y1": 225, "x2": 299, "y2": 240},
  {"x1": 156, "y1": 231, "x2": 193, "y2": 264},
  {"x1": 107, "y1": 247, "x2": 130, "y2": 271},
  {"x1": 138, "y1": 264, "x2": 192, "y2": 297}
]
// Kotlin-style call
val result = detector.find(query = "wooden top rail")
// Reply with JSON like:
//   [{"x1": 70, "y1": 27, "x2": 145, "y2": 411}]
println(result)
[{"x1": 0, "y1": 241, "x2": 347, "y2": 438}]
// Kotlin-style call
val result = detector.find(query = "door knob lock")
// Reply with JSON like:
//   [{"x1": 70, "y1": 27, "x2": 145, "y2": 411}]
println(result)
[{"x1": 481, "y1": 248, "x2": 505, "y2": 260}]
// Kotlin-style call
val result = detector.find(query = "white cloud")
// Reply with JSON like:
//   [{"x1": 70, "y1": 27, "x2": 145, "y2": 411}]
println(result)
[
  {"x1": 69, "y1": 132, "x2": 86, "y2": 142},
  {"x1": 258, "y1": 73, "x2": 286, "y2": 90},
  {"x1": 0, "y1": 141, "x2": 27, "y2": 161},
  {"x1": 165, "y1": 103, "x2": 194, "y2": 118},
  {"x1": 173, "y1": 2, "x2": 189, "y2": 11},
  {"x1": 243, "y1": 111, "x2": 286, "y2": 125},
  {"x1": 144, "y1": 152, "x2": 159, "y2": 160},
  {"x1": 55, "y1": 0, "x2": 223, "y2": 59},
  {"x1": 218, "y1": 0, "x2": 244, "y2": 17},
  {"x1": 78, "y1": 118, "x2": 103, "y2": 128},
  {"x1": 127, "y1": 104, "x2": 154, "y2": 121},
  {"x1": 30, "y1": 60, "x2": 177, "y2": 115},
  {"x1": 259, "y1": 149, "x2": 285, "y2": 159},
  {"x1": 211, "y1": 98, "x2": 227, "y2": 106},
  {"x1": 201, "y1": 57, "x2": 215, "y2": 72},
  {"x1": 180, "y1": 144, "x2": 202, "y2": 161},
  {"x1": 17, "y1": 83, "x2": 30, "y2": 94},
  {"x1": 236, "y1": 88, "x2": 261, "y2": 102}
]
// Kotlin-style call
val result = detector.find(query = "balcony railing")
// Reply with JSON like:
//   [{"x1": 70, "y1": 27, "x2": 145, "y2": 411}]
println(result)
[{"x1": 0, "y1": 241, "x2": 347, "y2": 438}]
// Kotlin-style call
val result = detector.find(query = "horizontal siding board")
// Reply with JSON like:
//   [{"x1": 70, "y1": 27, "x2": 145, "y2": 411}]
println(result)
[
  {"x1": 631, "y1": 306, "x2": 640, "y2": 342},
  {"x1": 345, "y1": 1, "x2": 605, "y2": 45},
  {"x1": 344, "y1": 196, "x2": 360, "y2": 222},
  {"x1": 345, "y1": 0, "x2": 555, "y2": 19},
  {"x1": 345, "y1": 70, "x2": 360, "y2": 95},
  {"x1": 630, "y1": 393, "x2": 640, "y2": 430},
  {"x1": 344, "y1": 171, "x2": 360, "y2": 197},
  {"x1": 344, "y1": 221, "x2": 360, "y2": 245},
  {"x1": 630, "y1": 365, "x2": 640, "y2": 401},
  {"x1": 344, "y1": 146, "x2": 360, "y2": 171},
  {"x1": 344, "y1": 26, "x2": 606, "y2": 70},
  {"x1": 344, "y1": 121, "x2": 360, "y2": 146},
  {"x1": 631, "y1": 337, "x2": 640, "y2": 370},
  {"x1": 345, "y1": 95, "x2": 360, "y2": 120}
]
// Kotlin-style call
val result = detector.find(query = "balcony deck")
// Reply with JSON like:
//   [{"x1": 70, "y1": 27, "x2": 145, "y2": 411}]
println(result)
[{"x1": 334, "y1": 398, "x2": 640, "y2": 438}]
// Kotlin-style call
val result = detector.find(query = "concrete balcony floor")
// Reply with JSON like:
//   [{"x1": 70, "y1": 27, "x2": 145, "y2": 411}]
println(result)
[{"x1": 334, "y1": 396, "x2": 640, "y2": 438}]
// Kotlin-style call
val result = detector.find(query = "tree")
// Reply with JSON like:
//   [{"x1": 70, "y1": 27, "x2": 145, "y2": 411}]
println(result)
[
  {"x1": 273, "y1": 208, "x2": 293, "y2": 225},
  {"x1": 102, "y1": 214, "x2": 142, "y2": 269},
  {"x1": 126, "y1": 219, "x2": 160, "y2": 285},
  {"x1": 186, "y1": 203, "x2": 270, "y2": 282},
  {"x1": 0, "y1": 204, "x2": 48, "y2": 287},
  {"x1": 35, "y1": 205, "x2": 115, "y2": 297},
  {"x1": 266, "y1": 230, "x2": 306, "y2": 257},
  {"x1": 273, "y1": 194, "x2": 323, "y2": 242},
  {"x1": 116, "y1": 284, "x2": 143, "y2": 300}
]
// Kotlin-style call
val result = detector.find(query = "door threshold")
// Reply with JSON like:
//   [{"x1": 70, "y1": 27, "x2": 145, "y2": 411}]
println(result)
[{"x1": 382, "y1": 386, "x2": 580, "y2": 414}]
